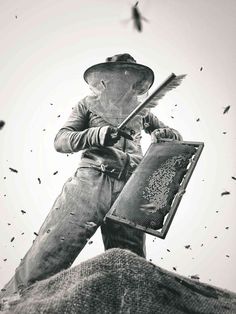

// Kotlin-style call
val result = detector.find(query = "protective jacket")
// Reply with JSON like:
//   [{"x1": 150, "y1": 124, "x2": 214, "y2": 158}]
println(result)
[{"x1": 54, "y1": 95, "x2": 181, "y2": 179}]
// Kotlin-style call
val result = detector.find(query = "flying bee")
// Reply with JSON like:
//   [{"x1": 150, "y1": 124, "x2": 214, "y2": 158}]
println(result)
[
  {"x1": 223, "y1": 105, "x2": 230, "y2": 114},
  {"x1": 131, "y1": 2, "x2": 148, "y2": 32}
]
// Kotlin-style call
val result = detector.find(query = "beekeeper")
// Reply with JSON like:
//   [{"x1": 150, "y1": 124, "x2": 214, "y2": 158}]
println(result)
[{"x1": 1, "y1": 53, "x2": 182, "y2": 297}]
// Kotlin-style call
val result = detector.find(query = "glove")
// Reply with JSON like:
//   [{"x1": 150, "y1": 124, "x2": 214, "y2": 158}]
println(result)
[
  {"x1": 100, "y1": 126, "x2": 134, "y2": 146},
  {"x1": 103, "y1": 126, "x2": 121, "y2": 146},
  {"x1": 151, "y1": 127, "x2": 182, "y2": 143}
]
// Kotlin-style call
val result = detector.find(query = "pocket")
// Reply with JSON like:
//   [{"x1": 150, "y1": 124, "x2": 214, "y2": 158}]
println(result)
[{"x1": 74, "y1": 167, "x2": 101, "y2": 183}]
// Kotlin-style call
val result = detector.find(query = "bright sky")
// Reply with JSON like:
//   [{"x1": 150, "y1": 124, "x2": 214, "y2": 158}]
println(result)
[{"x1": 0, "y1": 0, "x2": 235, "y2": 292}]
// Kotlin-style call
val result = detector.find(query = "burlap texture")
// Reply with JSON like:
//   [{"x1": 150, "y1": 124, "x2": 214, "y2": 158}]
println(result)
[{"x1": 2, "y1": 248, "x2": 236, "y2": 313}]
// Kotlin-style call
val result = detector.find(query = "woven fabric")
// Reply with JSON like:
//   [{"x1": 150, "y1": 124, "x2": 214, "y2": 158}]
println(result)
[{"x1": 3, "y1": 248, "x2": 236, "y2": 314}]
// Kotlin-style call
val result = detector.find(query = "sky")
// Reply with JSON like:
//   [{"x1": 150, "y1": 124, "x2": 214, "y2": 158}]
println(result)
[{"x1": 0, "y1": 0, "x2": 235, "y2": 293}]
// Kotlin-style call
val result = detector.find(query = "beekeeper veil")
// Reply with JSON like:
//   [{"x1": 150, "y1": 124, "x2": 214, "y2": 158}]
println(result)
[{"x1": 83, "y1": 53, "x2": 154, "y2": 127}]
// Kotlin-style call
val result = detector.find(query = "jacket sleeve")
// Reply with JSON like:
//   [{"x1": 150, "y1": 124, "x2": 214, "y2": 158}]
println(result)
[
  {"x1": 143, "y1": 111, "x2": 183, "y2": 140},
  {"x1": 54, "y1": 102, "x2": 108, "y2": 153}
]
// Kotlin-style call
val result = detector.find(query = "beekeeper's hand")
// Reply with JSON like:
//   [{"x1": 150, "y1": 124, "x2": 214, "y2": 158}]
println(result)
[
  {"x1": 151, "y1": 127, "x2": 182, "y2": 143},
  {"x1": 99, "y1": 126, "x2": 133, "y2": 146}
]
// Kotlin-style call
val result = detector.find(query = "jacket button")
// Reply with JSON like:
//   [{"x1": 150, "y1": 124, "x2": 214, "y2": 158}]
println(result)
[{"x1": 130, "y1": 129, "x2": 135, "y2": 135}]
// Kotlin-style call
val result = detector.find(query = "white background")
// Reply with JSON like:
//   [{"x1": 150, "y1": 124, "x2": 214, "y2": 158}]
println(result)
[{"x1": 0, "y1": 0, "x2": 235, "y2": 292}]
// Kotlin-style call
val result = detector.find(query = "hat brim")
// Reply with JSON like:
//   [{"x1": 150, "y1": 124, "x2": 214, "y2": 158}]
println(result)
[{"x1": 84, "y1": 62, "x2": 154, "y2": 95}]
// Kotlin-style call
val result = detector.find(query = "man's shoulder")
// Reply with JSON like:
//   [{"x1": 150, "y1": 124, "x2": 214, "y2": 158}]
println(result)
[{"x1": 76, "y1": 95, "x2": 99, "y2": 111}]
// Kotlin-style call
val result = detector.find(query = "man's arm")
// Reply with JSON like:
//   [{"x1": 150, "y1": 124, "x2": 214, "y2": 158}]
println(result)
[
  {"x1": 143, "y1": 111, "x2": 183, "y2": 141},
  {"x1": 54, "y1": 100, "x2": 128, "y2": 153},
  {"x1": 54, "y1": 101, "x2": 110, "y2": 153}
]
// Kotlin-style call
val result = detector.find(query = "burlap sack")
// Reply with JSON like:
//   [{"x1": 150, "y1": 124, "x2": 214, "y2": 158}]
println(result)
[{"x1": 2, "y1": 248, "x2": 235, "y2": 313}]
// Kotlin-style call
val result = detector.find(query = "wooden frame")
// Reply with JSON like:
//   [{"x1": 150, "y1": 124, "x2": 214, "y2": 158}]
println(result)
[{"x1": 106, "y1": 140, "x2": 204, "y2": 239}]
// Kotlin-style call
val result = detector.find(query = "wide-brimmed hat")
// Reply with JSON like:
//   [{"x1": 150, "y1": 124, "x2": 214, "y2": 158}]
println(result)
[{"x1": 83, "y1": 53, "x2": 154, "y2": 95}]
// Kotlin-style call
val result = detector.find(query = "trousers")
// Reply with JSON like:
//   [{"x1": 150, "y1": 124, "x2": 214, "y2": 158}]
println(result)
[{"x1": 5, "y1": 167, "x2": 145, "y2": 294}]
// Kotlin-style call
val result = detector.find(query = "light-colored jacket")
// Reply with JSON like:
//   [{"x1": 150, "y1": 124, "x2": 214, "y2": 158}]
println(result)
[{"x1": 54, "y1": 96, "x2": 182, "y2": 179}]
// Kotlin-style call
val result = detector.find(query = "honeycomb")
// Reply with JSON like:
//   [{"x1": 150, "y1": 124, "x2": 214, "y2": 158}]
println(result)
[{"x1": 142, "y1": 155, "x2": 187, "y2": 212}]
